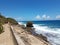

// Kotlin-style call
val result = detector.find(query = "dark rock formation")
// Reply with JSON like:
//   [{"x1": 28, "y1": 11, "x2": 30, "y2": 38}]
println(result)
[
  {"x1": 26, "y1": 21, "x2": 33, "y2": 27},
  {"x1": 39, "y1": 34, "x2": 48, "y2": 42},
  {"x1": 35, "y1": 34, "x2": 48, "y2": 42}
]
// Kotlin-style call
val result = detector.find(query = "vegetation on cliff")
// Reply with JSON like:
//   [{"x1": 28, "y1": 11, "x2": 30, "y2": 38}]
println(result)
[
  {"x1": 0, "y1": 13, "x2": 18, "y2": 25},
  {"x1": 0, "y1": 23, "x2": 3, "y2": 34},
  {"x1": 0, "y1": 15, "x2": 7, "y2": 24},
  {"x1": 7, "y1": 18, "x2": 18, "y2": 25},
  {"x1": 0, "y1": 13, "x2": 18, "y2": 33}
]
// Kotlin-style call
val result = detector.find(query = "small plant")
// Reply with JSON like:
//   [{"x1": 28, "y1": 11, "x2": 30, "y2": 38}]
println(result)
[
  {"x1": 0, "y1": 23, "x2": 3, "y2": 34},
  {"x1": 26, "y1": 21, "x2": 33, "y2": 27}
]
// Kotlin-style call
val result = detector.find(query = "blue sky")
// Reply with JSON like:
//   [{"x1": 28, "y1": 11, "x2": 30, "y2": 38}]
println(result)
[{"x1": 0, "y1": 0, "x2": 60, "y2": 21}]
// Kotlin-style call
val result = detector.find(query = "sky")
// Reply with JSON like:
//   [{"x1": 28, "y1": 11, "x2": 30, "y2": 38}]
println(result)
[{"x1": 0, "y1": 0, "x2": 60, "y2": 21}]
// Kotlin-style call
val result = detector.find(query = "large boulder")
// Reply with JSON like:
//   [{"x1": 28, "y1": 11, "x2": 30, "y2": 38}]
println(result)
[
  {"x1": 26, "y1": 21, "x2": 34, "y2": 34},
  {"x1": 26, "y1": 21, "x2": 33, "y2": 27}
]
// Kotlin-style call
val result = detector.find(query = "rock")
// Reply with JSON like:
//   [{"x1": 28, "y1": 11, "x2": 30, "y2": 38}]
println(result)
[
  {"x1": 21, "y1": 25, "x2": 26, "y2": 29},
  {"x1": 39, "y1": 34, "x2": 48, "y2": 42},
  {"x1": 26, "y1": 21, "x2": 33, "y2": 27}
]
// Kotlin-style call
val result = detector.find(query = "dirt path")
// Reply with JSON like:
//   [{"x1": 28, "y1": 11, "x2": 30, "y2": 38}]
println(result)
[{"x1": 0, "y1": 24, "x2": 15, "y2": 45}]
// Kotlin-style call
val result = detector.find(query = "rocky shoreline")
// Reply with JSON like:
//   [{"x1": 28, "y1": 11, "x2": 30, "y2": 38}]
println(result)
[
  {"x1": 0, "y1": 24, "x2": 51, "y2": 45},
  {"x1": 12, "y1": 25, "x2": 51, "y2": 45}
]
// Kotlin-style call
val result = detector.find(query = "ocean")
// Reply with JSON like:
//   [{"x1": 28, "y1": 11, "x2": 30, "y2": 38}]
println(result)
[{"x1": 18, "y1": 20, "x2": 60, "y2": 45}]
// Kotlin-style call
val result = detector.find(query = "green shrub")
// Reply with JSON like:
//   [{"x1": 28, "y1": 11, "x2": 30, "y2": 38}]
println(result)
[
  {"x1": 0, "y1": 23, "x2": 3, "y2": 34},
  {"x1": 26, "y1": 21, "x2": 33, "y2": 27},
  {"x1": 7, "y1": 18, "x2": 18, "y2": 25},
  {"x1": 0, "y1": 13, "x2": 18, "y2": 25},
  {"x1": 0, "y1": 15, "x2": 7, "y2": 24}
]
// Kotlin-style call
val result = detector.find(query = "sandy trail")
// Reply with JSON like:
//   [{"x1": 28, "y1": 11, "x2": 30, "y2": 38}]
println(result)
[{"x1": 0, "y1": 24, "x2": 15, "y2": 45}]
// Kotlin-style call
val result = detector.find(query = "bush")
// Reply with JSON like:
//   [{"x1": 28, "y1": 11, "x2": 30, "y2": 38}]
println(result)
[
  {"x1": 0, "y1": 14, "x2": 18, "y2": 25},
  {"x1": 7, "y1": 18, "x2": 18, "y2": 25},
  {"x1": 0, "y1": 15, "x2": 7, "y2": 24},
  {"x1": 26, "y1": 21, "x2": 33, "y2": 27},
  {"x1": 0, "y1": 23, "x2": 3, "y2": 34}
]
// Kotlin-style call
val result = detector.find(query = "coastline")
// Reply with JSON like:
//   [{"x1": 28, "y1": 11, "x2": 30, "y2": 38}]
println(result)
[
  {"x1": 0, "y1": 23, "x2": 51, "y2": 45},
  {"x1": 11, "y1": 24, "x2": 51, "y2": 45}
]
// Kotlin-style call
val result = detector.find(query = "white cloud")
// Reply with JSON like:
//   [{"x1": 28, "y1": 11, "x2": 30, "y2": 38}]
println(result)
[
  {"x1": 35, "y1": 15, "x2": 41, "y2": 20},
  {"x1": 42, "y1": 14, "x2": 50, "y2": 20},
  {"x1": 56, "y1": 15, "x2": 60, "y2": 19},
  {"x1": 47, "y1": 16, "x2": 50, "y2": 19},
  {"x1": 35, "y1": 14, "x2": 51, "y2": 20},
  {"x1": 42, "y1": 14, "x2": 46, "y2": 20}
]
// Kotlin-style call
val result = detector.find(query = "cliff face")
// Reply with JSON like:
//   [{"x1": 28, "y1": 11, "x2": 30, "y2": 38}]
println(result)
[{"x1": 12, "y1": 25, "x2": 51, "y2": 45}]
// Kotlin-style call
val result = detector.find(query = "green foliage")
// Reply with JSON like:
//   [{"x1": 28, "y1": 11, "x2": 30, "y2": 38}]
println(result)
[
  {"x1": 0, "y1": 13, "x2": 18, "y2": 34},
  {"x1": 0, "y1": 23, "x2": 3, "y2": 34},
  {"x1": 0, "y1": 15, "x2": 7, "y2": 24},
  {"x1": 26, "y1": 21, "x2": 33, "y2": 27},
  {"x1": 0, "y1": 13, "x2": 18, "y2": 25},
  {"x1": 7, "y1": 18, "x2": 18, "y2": 25}
]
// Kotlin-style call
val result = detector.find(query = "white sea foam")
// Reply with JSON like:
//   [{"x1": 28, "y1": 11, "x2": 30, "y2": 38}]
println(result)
[
  {"x1": 33, "y1": 24, "x2": 60, "y2": 45},
  {"x1": 18, "y1": 22, "x2": 24, "y2": 25},
  {"x1": 18, "y1": 22, "x2": 26, "y2": 27},
  {"x1": 33, "y1": 24, "x2": 60, "y2": 34}
]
